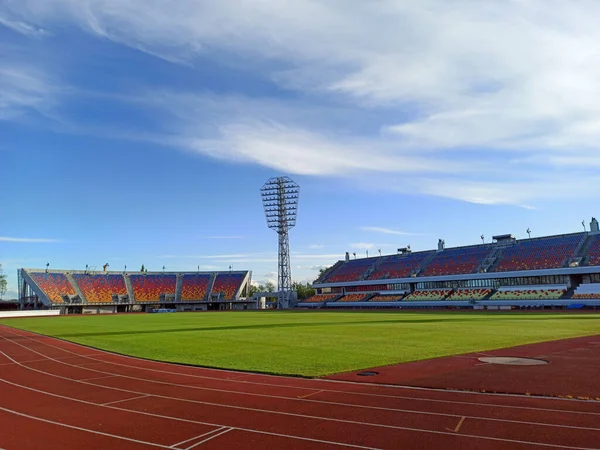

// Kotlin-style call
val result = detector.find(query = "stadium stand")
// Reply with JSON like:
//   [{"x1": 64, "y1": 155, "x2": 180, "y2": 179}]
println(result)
[
  {"x1": 303, "y1": 294, "x2": 339, "y2": 303},
  {"x1": 447, "y1": 288, "x2": 493, "y2": 301},
  {"x1": 572, "y1": 284, "x2": 600, "y2": 299},
  {"x1": 421, "y1": 246, "x2": 492, "y2": 277},
  {"x1": 586, "y1": 235, "x2": 600, "y2": 267},
  {"x1": 129, "y1": 274, "x2": 177, "y2": 302},
  {"x1": 403, "y1": 289, "x2": 453, "y2": 301},
  {"x1": 366, "y1": 252, "x2": 432, "y2": 280},
  {"x1": 492, "y1": 235, "x2": 582, "y2": 272},
  {"x1": 339, "y1": 293, "x2": 371, "y2": 302},
  {"x1": 490, "y1": 286, "x2": 567, "y2": 300},
  {"x1": 28, "y1": 272, "x2": 75, "y2": 304},
  {"x1": 369, "y1": 295, "x2": 405, "y2": 302},
  {"x1": 211, "y1": 273, "x2": 245, "y2": 300},
  {"x1": 181, "y1": 273, "x2": 211, "y2": 301},
  {"x1": 72, "y1": 274, "x2": 127, "y2": 303},
  {"x1": 325, "y1": 258, "x2": 375, "y2": 282}
]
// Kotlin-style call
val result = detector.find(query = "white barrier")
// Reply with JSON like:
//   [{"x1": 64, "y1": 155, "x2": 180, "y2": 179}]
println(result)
[{"x1": 0, "y1": 310, "x2": 61, "y2": 319}]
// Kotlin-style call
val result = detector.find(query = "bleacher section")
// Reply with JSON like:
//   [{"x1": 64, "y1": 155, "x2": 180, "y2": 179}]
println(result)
[
  {"x1": 490, "y1": 286, "x2": 567, "y2": 301},
  {"x1": 303, "y1": 294, "x2": 339, "y2": 303},
  {"x1": 325, "y1": 258, "x2": 374, "y2": 283},
  {"x1": 492, "y1": 235, "x2": 582, "y2": 272},
  {"x1": 572, "y1": 284, "x2": 600, "y2": 299},
  {"x1": 404, "y1": 289, "x2": 453, "y2": 301},
  {"x1": 339, "y1": 293, "x2": 371, "y2": 302},
  {"x1": 447, "y1": 289, "x2": 493, "y2": 301},
  {"x1": 181, "y1": 274, "x2": 211, "y2": 301},
  {"x1": 369, "y1": 295, "x2": 405, "y2": 302},
  {"x1": 421, "y1": 246, "x2": 492, "y2": 277},
  {"x1": 367, "y1": 252, "x2": 432, "y2": 280},
  {"x1": 72, "y1": 274, "x2": 127, "y2": 303},
  {"x1": 586, "y1": 235, "x2": 600, "y2": 267},
  {"x1": 129, "y1": 274, "x2": 178, "y2": 302},
  {"x1": 211, "y1": 273, "x2": 245, "y2": 300},
  {"x1": 29, "y1": 272, "x2": 75, "y2": 304}
]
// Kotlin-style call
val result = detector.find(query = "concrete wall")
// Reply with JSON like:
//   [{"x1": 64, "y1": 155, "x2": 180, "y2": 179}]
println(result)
[{"x1": 0, "y1": 310, "x2": 61, "y2": 319}]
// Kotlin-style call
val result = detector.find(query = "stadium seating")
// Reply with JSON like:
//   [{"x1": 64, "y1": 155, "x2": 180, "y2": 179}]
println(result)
[
  {"x1": 130, "y1": 274, "x2": 177, "y2": 302},
  {"x1": 367, "y1": 252, "x2": 433, "y2": 280},
  {"x1": 403, "y1": 289, "x2": 453, "y2": 301},
  {"x1": 303, "y1": 294, "x2": 339, "y2": 303},
  {"x1": 421, "y1": 246, "x2": 492, "y2": 277},
  {"x1": 29, "y1": 272, "x2": 75, "y2": 304},
  {"x1": 586, "y1": 235, "x2": 600, "y2": 267},
  {"x1": 72, "y1": 274, "x2": 127, "y2": 303},
  {"x1": 572, "y1": 283, "x2": 600, "y2": 299},
  {"x1": 490, "y1": 287, "x2": 566, "y2": 300},
  {"x1": 447, "y1": 288, "x2": 493, "y2": 301},
  {"x1": 325, "y1": 258, "x2": 375, "y2": 283},
  {"x1": 492, "y1": 235, "x2": 582, "y2": 272},
  {"x1": 212, "y1": 273, "x2": 245, "y2": 300},
  {"x1": 369, "y1": 295, "x2": 405, "y2": 302},
  {"x1": 181, "y1": 274, "x2": 211, "y2": 301},
  {"x1": 339, "y1": 293, "x2": 370, "y2": 302}
]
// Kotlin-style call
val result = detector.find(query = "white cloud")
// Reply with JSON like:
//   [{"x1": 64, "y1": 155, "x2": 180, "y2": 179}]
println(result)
[
  {"x1": 308, "y1": 244, "x2": 324, "y2": 249},
  {"x1": 201, "y1": 236, "x2": 246, "y2": 240},
  {"x1": 0, "y1": 236, "x2": 60, "y2": 243},
  {"x1": 0, "y1": 15, "x2": 47, "y2": 36},
  {"x1": 6, "y1": 0, "x2": 600, "y2": 205},
  {"x1": 0, "y1": 64, "x2": 56, "y2": 120}
]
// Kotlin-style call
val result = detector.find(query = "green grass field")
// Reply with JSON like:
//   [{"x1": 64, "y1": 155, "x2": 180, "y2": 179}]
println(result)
[{"x1": 2, "y1": 311, "x2": 600, "y2": 377}]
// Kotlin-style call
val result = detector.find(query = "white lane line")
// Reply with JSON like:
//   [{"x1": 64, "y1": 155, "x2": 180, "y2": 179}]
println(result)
[
  {"x1": 3, "y1": 334, "x2": 600, "y2": 432},
  {"x1": 81, "y1": 375, "x2": 117, "y2": 382},
  {"x1": 185, "y1": 428, "x2": 233, "y2": 449},
  {"x1": 0, "y1": 405, "x2": 171, "y2": 448},
  {"x1": 170, "y1": 427, "x2": 226, "y2": 448},
  {"x1": 0, "y1": 349, "x2": 598, "y2": 450},
  {"x1": 0, "y1": 351, "x2": 381, "y2": 450},
  {"x1": 6, "y1": 326, "x2": 599, "y2": 415},
  {"x1": 102, "y1": 394, "x2": 150, "y2": 406}
]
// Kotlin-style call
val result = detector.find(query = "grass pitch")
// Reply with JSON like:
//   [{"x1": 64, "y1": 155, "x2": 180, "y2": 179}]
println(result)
[{"x1": 2, "y1": 311, "x2": 600, "y2": 377}]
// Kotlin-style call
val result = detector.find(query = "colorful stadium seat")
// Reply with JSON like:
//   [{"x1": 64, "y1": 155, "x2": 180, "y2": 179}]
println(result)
[
  {"x1": 420, "y1": 246, "x2": 492, "y2": 277},
  {"x1": 367, "y1": 252, "x2": 433, "y2": 280},
  {"x1": 572, "y1": 283, "x2": 600, "y2": 299},
  {"x1": 181, "y1": 274, "x2": 211, "y2": 301},
  {"x1": 492, "y1": 235, "x2": 582, "y2": 272},
  {"x1": 403, "y1": 289, "x2": 453, "y2": 301},
  {"x1": 447, "y1": 288, "x2": 493, "y2": 301},
  {"x1": 369, "y1": 295, "x2": 405, "y2": 302},
  {"x1": 586, "y1": 235, "x2": 600, "y2": 267},
  {"x1": 303, "y1": 294, "x2": 339, "y2": 303},
  {"x1": 29, "y1": 272, "x2": 75, "y2": 304},
  {"x1": 339, "y1": 293, "x2": 370, "y2": 302},
  {"x1": 323, "y1": 258, "x2": 375, "y2": 283},
  {"x1": 72, "y1": 274, "x2": 127, "y2": 303},
  {"x1": 490, "y1": 288, "x2": 566, "y2": 300},
  {"x1": 211, "y1": 273, "x2": 245, "y2": 300},
  {"x1": 129, "y1": 274, "x2": 177, "y2": 302}
]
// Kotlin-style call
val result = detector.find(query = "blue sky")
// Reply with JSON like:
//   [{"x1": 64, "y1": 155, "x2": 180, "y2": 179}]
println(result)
[{"x1": 2, "y1": 1, "x2": 600, "y2": 299}]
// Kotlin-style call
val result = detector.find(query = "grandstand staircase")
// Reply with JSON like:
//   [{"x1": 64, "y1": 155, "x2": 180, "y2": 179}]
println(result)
[
  {"x1": 478, "y1": 246, "x2": 503, "y2": 273},
  {"x1": 65, "y1": 273, "x2": 88, "y2": 304},
  {"x1": 124, "y1": 275, "x2": 136, "y2": 302},
  {"x1": 568, "y1": 234, "x2": 595, "y2": 267},
  {"x1": 175, "y1": 275, "x2": 184, "y2": 302},
  {"x1": 361, "y1": 257, "x2": 387, "y2": 280},
  {"x1": 205, "y1": 274, "x2": 217, "y2": 301},
  {"x1": 411, "y1": 252, "x2": 436, "y2": 277}
]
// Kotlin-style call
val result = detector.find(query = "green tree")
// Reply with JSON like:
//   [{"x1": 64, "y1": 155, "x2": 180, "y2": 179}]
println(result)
[
  {"x1": 292, "y1": 281, "x2": 315, "y2": 300},
  {"x1": 265, "y1": 281, "x2": 275, "y2": 292},
  {"x1": 0, "y1": 264, "x2": 7, "y2": 300}
]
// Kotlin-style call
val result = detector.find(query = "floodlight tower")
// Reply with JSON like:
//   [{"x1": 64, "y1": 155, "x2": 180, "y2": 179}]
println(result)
[{"x1": 261, "y1": 176, "x2": 299, "y2": 309}]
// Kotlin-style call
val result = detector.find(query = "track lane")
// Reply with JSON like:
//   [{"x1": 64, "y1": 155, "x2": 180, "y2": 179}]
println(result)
[{"x1": 2, "y1": 326, "x2": 600, "y2": 449}]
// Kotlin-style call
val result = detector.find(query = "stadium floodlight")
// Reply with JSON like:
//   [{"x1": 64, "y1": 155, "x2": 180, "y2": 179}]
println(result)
[
  {"x1": 261, "y1": 176, "x2": 299, "y2": 309},
  {"x1": 527, "y1": 228, "x2": 532, "y2": 239},
  {"x1": 481, "y1": 234, "x2": 485, "y2": 244}
]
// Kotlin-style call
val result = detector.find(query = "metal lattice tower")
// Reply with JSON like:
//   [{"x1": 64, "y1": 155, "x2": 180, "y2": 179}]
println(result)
[{"x1": 261, "y1": 176, "x2": 299, "y2": 309}]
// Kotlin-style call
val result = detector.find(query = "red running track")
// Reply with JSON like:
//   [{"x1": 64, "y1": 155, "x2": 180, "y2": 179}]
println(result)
[{"x1": 1, "y1": 325, "x2": 600, "y2": 450}]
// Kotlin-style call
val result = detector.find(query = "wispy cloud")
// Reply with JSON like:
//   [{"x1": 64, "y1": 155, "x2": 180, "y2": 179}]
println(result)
[
  {"x1": 308, "y1": 244, "x2": 324, "y2": 249},
  {"x1": 6, "y1": 0, "x2": 600, "y2": 206},
  {"x1": 0, "y1": 16, "x2": 47, "y2": 37},
  {"x1": 0, "y1": 237, "x2": 60, "y2": 243},
  {"x1": 350, "y1": 243, "x2": 375, "y2": 250},
  {"x1": 360, "y1": 227, "x2": 420, "y2": 236}
]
